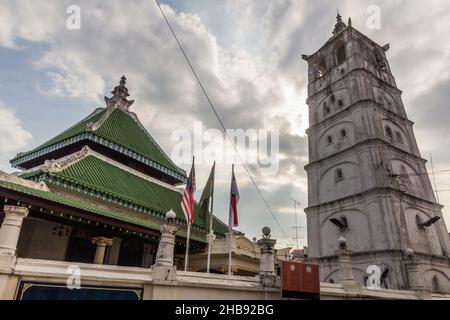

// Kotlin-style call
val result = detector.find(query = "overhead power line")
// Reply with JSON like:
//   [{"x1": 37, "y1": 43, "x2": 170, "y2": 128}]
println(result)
[
  {"x1": 430, "y1": 154, "x2": 440, "y2": 203},
  {"x1": 153, "y1": 0, "x2": 290, "y2": 241},
  {"x1": 395, "y1": 169, "x2": 450, "y2": 177}
]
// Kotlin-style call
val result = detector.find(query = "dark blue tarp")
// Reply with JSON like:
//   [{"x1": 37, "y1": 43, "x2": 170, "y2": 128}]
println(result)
[{"x1": 17, "y1": 281, "x2": 143, "y2": 300}]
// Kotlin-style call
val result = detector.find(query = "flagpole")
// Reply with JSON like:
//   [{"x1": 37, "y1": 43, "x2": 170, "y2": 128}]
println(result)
[
  {"x1": 206, "y1": 162, "x2": 215, "y2": 274},
  {"x1": 228, "y1": 225, "x2": 232, "y2": 276},
  {"x1": 184, "y1": 223, "x2": 191, "y2": 271},
  {"x1": 206, "y1": 202, "x2": 213, "y2": 273},
  {"x1": 228, "y1": 164, "x2": 234, "y2": 276},
  {"x1": 184, "y1": 156, "x2": 195, "y2": 272}
]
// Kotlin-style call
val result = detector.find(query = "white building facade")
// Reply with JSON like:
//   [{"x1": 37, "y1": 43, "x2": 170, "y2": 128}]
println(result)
[{"x1": 303, "y1": 15, "x2": 450, "y2": 292}]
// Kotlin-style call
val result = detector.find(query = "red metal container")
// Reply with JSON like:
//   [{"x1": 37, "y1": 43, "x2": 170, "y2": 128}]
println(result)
[{"x1": 281, "y1": 261, "x2": 320, "y2": 300}]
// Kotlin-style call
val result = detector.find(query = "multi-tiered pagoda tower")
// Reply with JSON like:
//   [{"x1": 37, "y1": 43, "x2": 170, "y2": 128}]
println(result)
[
  {"x1": 0, "y1": 77, "x2": 227, "y2": 267},
  {"x1": 303, "y1": 15, "x2": 450, "y2": 292}
]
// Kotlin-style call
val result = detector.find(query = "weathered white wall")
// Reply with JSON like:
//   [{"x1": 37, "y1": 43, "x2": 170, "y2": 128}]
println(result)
[{"x1": 1, "y1": 258, "x2": 449, "y2": 300}]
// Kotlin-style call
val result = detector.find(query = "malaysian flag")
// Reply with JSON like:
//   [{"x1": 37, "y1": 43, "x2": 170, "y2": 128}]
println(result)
[
  {"x1": 182, "y1": 161, "x2": 196, "y2": 226},
  {"x1": 228, "y1": 165, "x2": 240, "y2": 228}
]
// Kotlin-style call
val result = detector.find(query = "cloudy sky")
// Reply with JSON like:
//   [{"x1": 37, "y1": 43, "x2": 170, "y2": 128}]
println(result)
[{"x1": 0, "y1": 0, "x2": 450, "y2": 248}]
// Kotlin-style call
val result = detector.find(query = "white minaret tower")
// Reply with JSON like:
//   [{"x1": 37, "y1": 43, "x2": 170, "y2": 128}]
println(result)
[{"x1": 302, "y1": 14, "x2": 450, "y2": 292}]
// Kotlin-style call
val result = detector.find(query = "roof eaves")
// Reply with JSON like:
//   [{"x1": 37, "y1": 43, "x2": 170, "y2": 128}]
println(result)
[{"x1": 11, "y1": 132, "x2": 187, "y2": 182}]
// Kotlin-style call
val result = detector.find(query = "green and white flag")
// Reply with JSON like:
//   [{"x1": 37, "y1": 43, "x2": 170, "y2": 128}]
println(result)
[{"x1": 199, "y1": 162, "x2": 215, "y2": 228}]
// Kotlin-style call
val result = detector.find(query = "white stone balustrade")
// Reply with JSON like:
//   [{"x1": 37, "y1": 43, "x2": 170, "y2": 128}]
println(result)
[
  {"x1": 153, "y1": 210, "x2": 178, "y2": 282},
  {"x1": 257, "y1": 227, "x2": 278, "y2": 287}
]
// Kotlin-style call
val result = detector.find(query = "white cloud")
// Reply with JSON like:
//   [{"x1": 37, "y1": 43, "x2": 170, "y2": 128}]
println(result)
[
  {"x1": 0, "y1": 104, "x2": 32, "y2": 153},
  {"x1": 0, "y1": 0, "x2": 63, "y2": 49}
]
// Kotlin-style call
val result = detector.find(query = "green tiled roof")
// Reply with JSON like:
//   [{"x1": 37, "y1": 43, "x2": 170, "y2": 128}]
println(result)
[
  {"x1": 95, "y1": 109, "x2": 182, "y2": 174},
  {"x1": 27, "y1": 109, "x2": 106, "y2": 151},
  {"x1": 11, "y1": 107, "x2": 186, "y2": 178},
  {"x1": 0, "y1": 180, "x2": 210, "y2": 243},
  {"x1": 21, "y1": 156, "x2": 228, "y2": 236}
]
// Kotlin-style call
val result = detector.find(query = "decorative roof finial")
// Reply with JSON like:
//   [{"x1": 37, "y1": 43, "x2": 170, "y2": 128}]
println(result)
[
  {"x1": 333, "y1": 11, "x2": 347, "y2": 35},
  {"x1": 348, "y1": 17, "x2": 352, "y2": 27},
  {"x1": 111, "y1": 75, "x2": 130, "y2": 99},
  {"x1": 105, "y1": 75, "x2": 135, "y2": 110}
]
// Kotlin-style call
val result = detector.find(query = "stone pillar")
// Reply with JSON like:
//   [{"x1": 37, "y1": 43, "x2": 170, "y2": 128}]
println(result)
[
  {"x1": 257, "y1": 227, "x2": 278, "y2": 287},
  {"x1": 403, "y1": 248, "x2": 426, "y2": 291},
  {"x1": 92, "y1": 237, "x2": 113, "y2": 265},
  {"x1": 0, "y1": 206, "x2": 28, "y2": 271},
  {"x1": 153, "y1": 210, "x2": 178, "y2": 282},
  {"x1": 336, "y1": 237, "x2": 356, "y2": 285}
]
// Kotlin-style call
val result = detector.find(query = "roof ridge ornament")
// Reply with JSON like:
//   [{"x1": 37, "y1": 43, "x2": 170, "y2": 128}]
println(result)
[
  {"x1": 112, "y1": 75, "x2": 130, "y2": 99},
  {"x1": 104, "y1": 75, "x2": 135, "y2": 111},
  {"x1": 88, "y1": 76, "x2": 135, "y2": 131},
  {"x1": 0, "y1": 170, "x2": 49, "y2": 192},
  {"x1": 42, "y1": 146, "x2": 91, "y2": 173},
  {"x1": 332, "y1": 11, "x2": 347, "y2": 35}
]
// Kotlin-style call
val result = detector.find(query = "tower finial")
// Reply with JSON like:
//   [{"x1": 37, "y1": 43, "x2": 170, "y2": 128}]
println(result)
[
  {"x1": 120, "y1": 75, "x2": 126, "y2": 87},
  {"x1": 332, "y1": 11, "x2": 347, "y2": 35}
]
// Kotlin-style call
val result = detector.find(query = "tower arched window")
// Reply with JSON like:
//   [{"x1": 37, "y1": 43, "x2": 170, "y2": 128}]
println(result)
[
  {"x1": 327, "y1": 135, "x2": 333, "y2": 145},
  {"x1": 415, "y1": 215, "x2": 422, "y2": 229},
  {"x1": 396, "y1": 131, "x2": 404, "y2": 144},
  {"x1": 336, "y1": 43, "x2": 347, "y2": 65},
  {"x1": 335, "y1": 169, "x2": 344, "y2": 181},
  {"x1": 341, "y1": 129, "x2": 347, "y2": 139},
  {"x1": 385, "y1": 126, "x2": 393, "y2": 139},
  {"x1": 324, "y1": 103, "x2": 331, "y2": 116},
  {"x1": 432, "y1": 276, "x2": 441, "y2": 293},
  {"x1": 316, "y1": 57, "x2": 327, "y2": 79},
  {"x1": 375, "y1": 50, "x2": 386, "y2": 70},
  {"x1": 338, "y1": 99, "x2": 344, "y2": 108}
]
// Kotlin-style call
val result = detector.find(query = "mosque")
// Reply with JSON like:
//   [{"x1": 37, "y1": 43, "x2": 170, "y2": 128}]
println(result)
[{"x1": 0, "y1": 14, "x2": 449, "y2": 300}]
